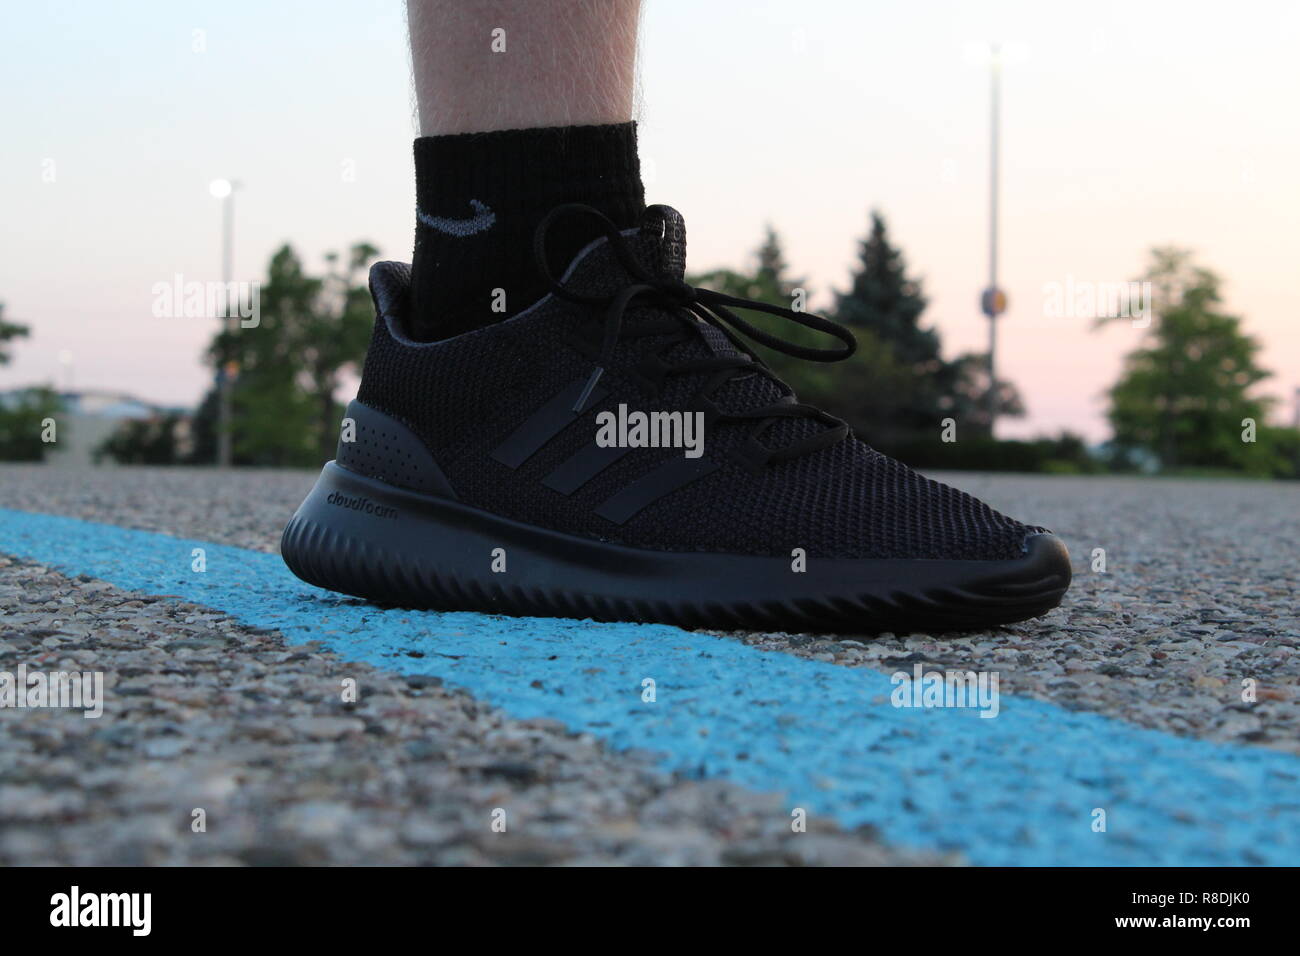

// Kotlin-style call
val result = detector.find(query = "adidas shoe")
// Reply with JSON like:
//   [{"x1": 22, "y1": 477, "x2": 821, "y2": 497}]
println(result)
[{"x1": 281, "y1": 204, "x2": 1071, "y2": 632}]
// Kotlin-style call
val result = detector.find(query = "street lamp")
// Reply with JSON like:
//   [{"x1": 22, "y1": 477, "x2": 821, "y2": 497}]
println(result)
[
  {"x1": 209, "y1": 178, "x2": 240, "y2": 467},
  {"x1": 968, "y1": 41, "x2": 1026, "y2": 438},
  {"x1": 57, "y1": 349, "x2": 74, "y2": 392},
  {"x1": 981, "y1": 43, "x2": 1004, "y2": 438}
]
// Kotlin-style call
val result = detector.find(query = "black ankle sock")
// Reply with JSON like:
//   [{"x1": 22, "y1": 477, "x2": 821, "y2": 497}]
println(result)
[{"x1": 408, "y1": 122, "x2": 645, "y2": 342}]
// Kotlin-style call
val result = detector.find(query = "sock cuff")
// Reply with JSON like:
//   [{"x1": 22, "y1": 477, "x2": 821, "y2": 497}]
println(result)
[{"x1": 414, "y1": 121, "x2": 644, "y2": 225}]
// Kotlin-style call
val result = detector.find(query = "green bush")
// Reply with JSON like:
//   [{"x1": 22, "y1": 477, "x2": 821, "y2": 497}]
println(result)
[
  {"x1": 877, "y1": 432, "x2": 1102, "y2": 474},
  {"x1": 0, "y1": 387, "x2": 61, "y2": 461}
]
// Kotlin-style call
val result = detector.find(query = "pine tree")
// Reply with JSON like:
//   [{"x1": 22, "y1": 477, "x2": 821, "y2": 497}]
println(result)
[
  {"x1": 833, "y1": 212, "x2": 938, "y2": 368},
  {"x1": 755, "y1": 226, "x2": 793, "y2": 294},
  {"x1": 832, "y1": 211, "x2": 1023, "y2": 442},
  {"x1": 693, "y1": 225, "x2": 844, "y2": 398},
  {"x1": 831, "y1": 212, "x2": 953, "y2": 441},
  {"x1": 689, "y1": 226, "x2": 914, "y2": 440}
]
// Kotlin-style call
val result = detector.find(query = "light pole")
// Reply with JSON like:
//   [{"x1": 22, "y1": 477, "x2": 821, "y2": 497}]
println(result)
[
  {"x1": 210, "y1": 178, "x2": 238, "y2": 467},
  {"x1": 58, "y1": 349, "x2": 74, "y2": 393},
  {"x1": 982, "y1": 43, "x2": 1004, "y2": 438}
]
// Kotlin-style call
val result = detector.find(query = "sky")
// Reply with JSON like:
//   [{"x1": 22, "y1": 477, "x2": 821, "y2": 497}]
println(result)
[{"x1": 2, "y1": 0, "x2": 1297, "y2": 442}]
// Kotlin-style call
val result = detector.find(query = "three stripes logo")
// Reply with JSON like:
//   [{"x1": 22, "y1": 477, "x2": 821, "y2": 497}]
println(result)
[{"x1": 489, "y1": 376, "x2": 718, "y2": 525}]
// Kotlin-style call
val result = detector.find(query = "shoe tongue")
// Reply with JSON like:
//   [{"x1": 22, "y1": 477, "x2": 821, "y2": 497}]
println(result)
[{"x1": 635, "y1": 205, "x2": 688, "y2": 280}]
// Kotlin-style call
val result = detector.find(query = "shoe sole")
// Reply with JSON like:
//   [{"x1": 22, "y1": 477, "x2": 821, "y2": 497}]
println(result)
[{"x1": 281, "y1": 461, "x2": 1072, "y2": 634}]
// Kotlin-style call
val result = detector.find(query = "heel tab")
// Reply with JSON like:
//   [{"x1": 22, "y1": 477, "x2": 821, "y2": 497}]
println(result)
[{"x1": 368, "y1": 260, "x2": 412, "y2": 314}]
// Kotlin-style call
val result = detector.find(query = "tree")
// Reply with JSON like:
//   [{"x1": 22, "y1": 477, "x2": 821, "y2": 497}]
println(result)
[
  {"x1": 0, "y1": 386, "x2": 61, "y2": 461},
  {"x1": 97, "y1": 412, "x2": 191, "y2": 465},
  {"x1": 831, "y1": 211, "x2": 1020, "y2": 443},
  {"x1": 305, "y1": 244, "x2": 379, "y2": 460},
  {"x1": 199, "y1": 242, "x2": 378, "y2": 466},
  {"x1": 1100, "y1": 247, "x2": 1273, "y2": 472},
  {"x1": 690, "y1": 226, "x2": 917, "y2": 442},
  {"x1": 0, "y1": 303, "x2": 60, "y2": 462},
  {"x1": 691, "y1": 219, "x2": 1027, "y2": 450},
  {"x1": 0, "y1": 302, "x2": 29, "y2": 365},
  {"x1": 943, "y1": 351, "x2": 1026, "y2": 436},
  {"x1": 689, "y1": 225, "x2": 816, "y2": 394},
  {"x1": 833, "y1": 212, "x2": 935, "y2": 366}
]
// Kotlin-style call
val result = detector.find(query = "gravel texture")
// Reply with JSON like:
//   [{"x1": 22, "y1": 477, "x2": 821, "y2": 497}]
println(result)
[
  {"x1": 1, "y1": 464, "x2": 1296, "y2": 864},
  {"x1": 0, "y1": 465, "x2": 941, "y2": 866},
  {"x1": 715, "y1": 473, "x2": 1300, "y2": 754}
]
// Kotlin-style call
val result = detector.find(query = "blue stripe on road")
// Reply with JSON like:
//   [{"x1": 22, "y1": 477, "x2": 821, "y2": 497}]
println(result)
[{"x1": 2, "y1": 507, "x2": 1297, "y2": 866}]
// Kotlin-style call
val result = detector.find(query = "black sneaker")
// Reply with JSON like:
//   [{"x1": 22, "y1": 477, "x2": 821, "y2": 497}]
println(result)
[{"x1": 282, "y1": 204, "x2": 1071, "y2": 632}]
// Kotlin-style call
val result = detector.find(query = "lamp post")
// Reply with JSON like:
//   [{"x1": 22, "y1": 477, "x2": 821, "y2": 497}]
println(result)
[
  {"x1": 982, "y1": 43, "x2": 1004, "y2": 438},
  {"x1": 209, "y1": 178, "x2": 238, "y2": 467},
  {"x1": 57, "y1": 349, "x2": 74, "y2": 393}
]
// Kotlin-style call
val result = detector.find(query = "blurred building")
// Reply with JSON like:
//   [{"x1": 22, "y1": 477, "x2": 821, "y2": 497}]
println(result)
[{"x1": 0, "y1": 388, "x2": 192, "y2": 466}]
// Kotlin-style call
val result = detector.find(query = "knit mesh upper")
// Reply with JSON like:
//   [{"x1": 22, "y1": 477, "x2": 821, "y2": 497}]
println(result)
[{"x1": 357, "y1": 209, "x2": 1043, "y2": 561}]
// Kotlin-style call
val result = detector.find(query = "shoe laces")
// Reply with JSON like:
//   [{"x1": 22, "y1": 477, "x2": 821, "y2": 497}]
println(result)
[{"x1": 532, "y1": 203, "x2": 858, "y2": 467}]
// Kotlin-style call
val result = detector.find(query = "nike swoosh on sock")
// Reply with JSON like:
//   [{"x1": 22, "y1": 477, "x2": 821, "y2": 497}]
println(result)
[{"x1": 417, "y1": 199, "x2": 496, "y2": 237}]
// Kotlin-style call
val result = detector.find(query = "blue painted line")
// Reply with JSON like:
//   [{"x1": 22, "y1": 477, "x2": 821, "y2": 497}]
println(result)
[{"x1": 1, "y1": 507, "x2": 1297, "y2": 866}]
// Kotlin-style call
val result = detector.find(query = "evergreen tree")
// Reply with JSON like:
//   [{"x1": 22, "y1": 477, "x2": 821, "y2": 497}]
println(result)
[
  {"x1": 689, "y1": 226, "x2": 915, "y2": 440},
  {"x1": 832, "y1": 211, "x2": 1021, "y2": 442},
  {"x1": 833, "y1": 213, "x2": 952, "y2": 442},
  {"x1": 692, "y1": 218, "x2": 1026, "y2": 448},
  {"x1": 689, "y1": 224, "x2": 811, "y2": 393},
  {"x1": 833, "y1": 212, "x2": 937, "y2": 369},
  {"x1": 755, "y1": 225, "x2": 792, "y2": 293}
]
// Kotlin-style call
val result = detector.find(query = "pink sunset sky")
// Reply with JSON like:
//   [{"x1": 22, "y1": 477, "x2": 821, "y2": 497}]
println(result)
[{"x1": 2, "y1": 0, "x2": 1297, "y2": 443}]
